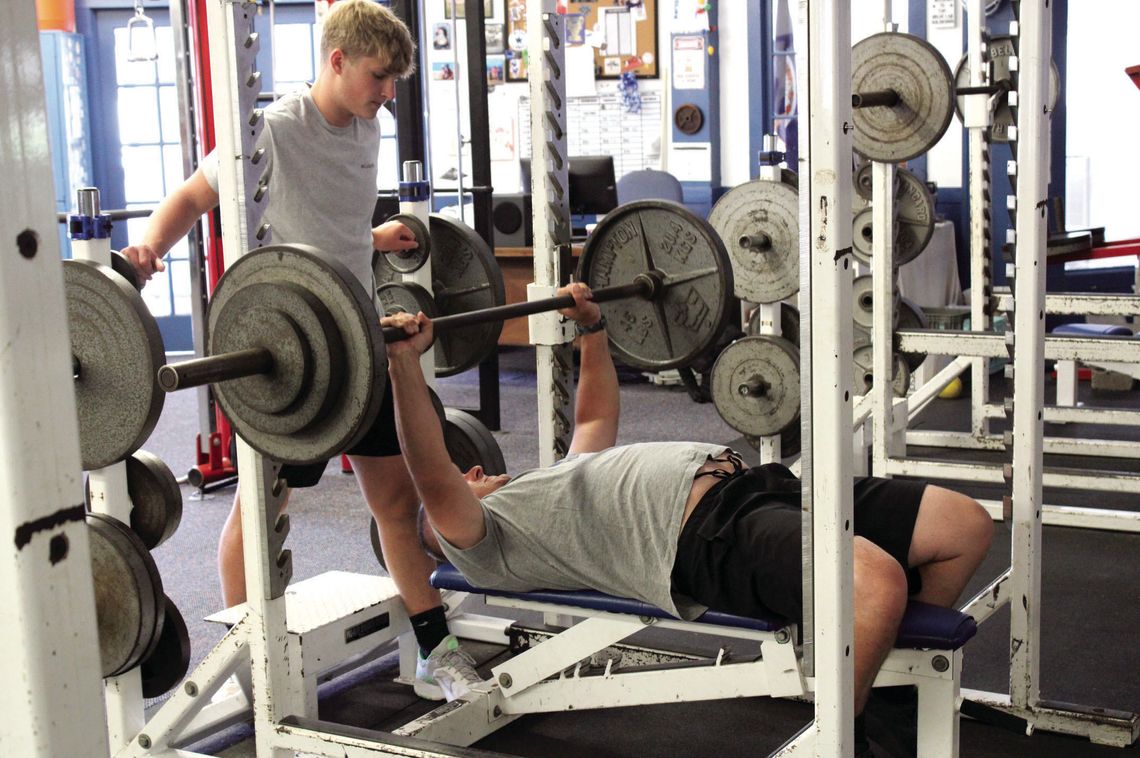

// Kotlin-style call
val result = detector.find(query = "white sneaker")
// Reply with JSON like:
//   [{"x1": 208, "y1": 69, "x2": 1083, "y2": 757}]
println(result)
[{"x1": 413, "y1": 635, "x2": 487, "y2": 701}]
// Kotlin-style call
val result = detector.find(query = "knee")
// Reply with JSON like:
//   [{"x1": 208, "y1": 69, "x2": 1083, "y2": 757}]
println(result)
[
  {"x1": 957, "y1": 492, "x2": 994, "y2": 559},
  {"x1": 854, "y1": 539, "x2": 908, "y2": 621}
]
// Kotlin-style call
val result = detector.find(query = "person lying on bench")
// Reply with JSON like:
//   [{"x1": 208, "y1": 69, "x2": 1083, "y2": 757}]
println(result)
[{"x1": 383, "y1": 284, "x2": 993, "y2": 757}]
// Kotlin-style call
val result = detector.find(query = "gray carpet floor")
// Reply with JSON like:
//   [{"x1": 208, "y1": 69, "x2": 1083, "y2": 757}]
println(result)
[{"x1": 134, "y1": 347, "x2": 1140, "y2": 756}]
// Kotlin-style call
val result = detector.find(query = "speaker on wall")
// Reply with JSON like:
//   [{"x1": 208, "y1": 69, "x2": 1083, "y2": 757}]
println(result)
[{"x1": 492, "y1": 193, "x2": 533, "y2": 247}]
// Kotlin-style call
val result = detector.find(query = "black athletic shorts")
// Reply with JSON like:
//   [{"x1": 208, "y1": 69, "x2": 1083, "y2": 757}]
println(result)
[
  {"x1": 277, "y1": 380, "x2": 401, "y2": 488},
  {"x1": 671, "y1": 463, "x2": 927, "y2": 623}
]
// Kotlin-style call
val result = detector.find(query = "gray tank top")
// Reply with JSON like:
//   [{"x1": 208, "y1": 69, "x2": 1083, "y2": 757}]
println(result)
[{"x1": 437, "y1": 441, "x2": 727, "y2": 619}]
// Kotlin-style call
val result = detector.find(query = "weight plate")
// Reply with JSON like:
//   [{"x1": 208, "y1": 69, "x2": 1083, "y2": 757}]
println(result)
[
  {"x1": 430, "y1": 215, "x2": 506, "y2": 377},
  {"x1": 126, "y1": 450, "x2": 183, "y2": 550},
  {"x1": 87, "y1": 512, "x2": 165, "y2": 678},
  {"x1": 579, "y1": 200, "x2": 735, "y2": 371},
  {"x1": 64, "y1": 260, "x2": 166, "y2": 471},
  {"x1": 443, "y1": 408, "x2": 507, "y2": 476},
  {"x1": 953, "y1": 35, "x2": 1060, "y2": 143},
  {"x1": 852, "y1": 275, "x2": 875, "y2": 330},
  {"x1": 708, "y1": 180, "x2": 799, "y2": 303},
  {"x1": 212, "y1": 281, "x2": 344, "y2": 436},
  {"x1": 377, "y1": 281, "x2": 439, "y2": 320},
  {"x1": 110, "y1": 250, "x2": 142, "y2": 290},
  {"x1": 711, "y1": 336, "x2": 800, "y2": 438},
  {"x1": 896, "y1": 298, "x2": 929, "y2": 373},
  {"x1": 380, "y1": 213, "x2": 431, "y2": 274},
  {"x1": 851, "y1": 33, "x2": 955, "y2": 163},
  {"x1": 853, "y1": 345, "x2": 911, "y2": 397},
  {"x1": 780, "y1": 168, "x2": 799, "y2": 190},
  {"x1": 208, "y1": 245, "x2": 386, "y2": 465},
  {"x1": 745, "y1": 414, "x2": 801, "y2": 458},
  {"x1": 851, "y1": 168, "x2": 936, "y2": 266},
  {"x1": 140, "y1": 596, "x2": 191, "y2": 698},
  {"x1": 746, "y1": 302, "x2": 800, "y2": 347}
]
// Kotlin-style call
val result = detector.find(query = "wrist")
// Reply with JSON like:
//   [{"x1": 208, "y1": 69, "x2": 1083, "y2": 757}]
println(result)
[{"x1": 575, "y1": 315, "x2": 607, "y2": 336}]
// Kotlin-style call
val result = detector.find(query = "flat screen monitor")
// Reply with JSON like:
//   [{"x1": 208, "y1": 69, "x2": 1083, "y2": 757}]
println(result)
[{"x1": 519, "y1": 155, "x2": 619, "y2": 219}]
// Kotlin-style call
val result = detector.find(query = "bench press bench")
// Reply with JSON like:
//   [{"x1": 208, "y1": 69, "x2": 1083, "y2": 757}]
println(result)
[
  {"x1": 1053, "y1": 322, "x2": 1138, "y2": 405},
  {"x1": 403, "y1": 564, "x2": 976, "y2": 756}
]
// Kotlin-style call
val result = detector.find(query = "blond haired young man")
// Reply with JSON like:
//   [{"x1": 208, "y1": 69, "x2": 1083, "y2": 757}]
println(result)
[{"x1": 123, "y1": 0, "x2": 481, "y2": 701}]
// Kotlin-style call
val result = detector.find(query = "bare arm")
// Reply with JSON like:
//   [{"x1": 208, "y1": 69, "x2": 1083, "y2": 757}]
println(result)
[
  {"x1": 121, "y1": 168, "x2": 219, "y2": 283},
  {"x1": 562, "y1": 284, "x2": 619, "y2": 455},
  {"x1": 385, "y1": 314, "x2": 487, "y2": 549}
]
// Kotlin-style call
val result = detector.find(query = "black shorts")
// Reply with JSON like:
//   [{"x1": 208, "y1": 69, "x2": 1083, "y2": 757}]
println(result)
[
  {"x1": 671, "y1": 463, "x2": 927, "y2": 623},
  {"x1": 277, "y1": 380, "x2": 401, "y2": 488}
]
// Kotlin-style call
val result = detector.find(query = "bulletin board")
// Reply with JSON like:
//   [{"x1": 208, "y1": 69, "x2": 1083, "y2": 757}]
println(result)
[{"x1": 503, "y1": 0, "x2": 659, "y2": 82}]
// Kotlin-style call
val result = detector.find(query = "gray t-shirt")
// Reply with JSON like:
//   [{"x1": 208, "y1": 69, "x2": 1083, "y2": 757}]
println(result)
[
  {"x1": 437, "y1": 441, "x2": 728, "y2": 620},
  {"x1": 201, "y1": 88, "x2": 381, "y2": 289}
]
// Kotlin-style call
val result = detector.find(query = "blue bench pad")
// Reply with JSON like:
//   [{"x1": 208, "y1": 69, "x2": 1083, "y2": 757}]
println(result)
[
  {"x1": 431, "y1": 564, "x2": 976, "y2": 650},
  {"x1": 1053, "y1": 323, "x2": 1134, "y2": 337}
]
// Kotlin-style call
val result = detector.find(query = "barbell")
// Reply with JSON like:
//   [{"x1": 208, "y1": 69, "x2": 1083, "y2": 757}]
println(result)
[{"x1": 156, "y1": 201, "x2": 734, "y2": 465}]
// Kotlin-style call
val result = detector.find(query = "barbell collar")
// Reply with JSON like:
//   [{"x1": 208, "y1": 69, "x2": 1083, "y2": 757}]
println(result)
[
  {"x1": 852, "y1": 89, "x2": 901, "y2": 108},
  {"x1": 158, "y1": 347, "x2": 274, "y2": 392},
  {"x1": 379, "y1": 275, "x2": 662, "y2": 344}
]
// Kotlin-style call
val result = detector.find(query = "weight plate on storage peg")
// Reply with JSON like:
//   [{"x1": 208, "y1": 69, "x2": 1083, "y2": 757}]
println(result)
[
  {"x1": 140, "y1": 595, "x2": 191, "y2": 698},
  {"x1": 430, "y1": 215, "x2": 506, "y2": 377},
  {"x1": 443, "y1": 408, "x2": 507, "y2": 476},
  {"x1": 208, "y1": 245, "x2": 386, "y2": 465},
  {"x1": 711, "y1": 336, "x2": 801, "y2": 438},
  {"x1": 708, "y1": 179, "x2": 799, "y2": 303},
  {"x1": 851, "y1": 168, "x2": 935, "y2": 266},
  {"x1": 579, "y1": 200, "x2": 735, "y2": 371},
  {"x1": 88, "y1": 512, "x2": 165, "y2": 678},
  {"x1": 747, "y1": 302, "x2": 800, "y2": 347},
  {"x1": 896, "y1": 298, "x2": 929, "y2": 373},
  {"x1": 853, "y1": 345, "x2": 911, "y2": 397},
  {"x1": 745, "y1": 415, "x2": 801, "y2": 458},
  {"x1": 852, "y1": 275, "x2": 901, "y2": 331},
  {"x1": 110, "y1": 250, "x2": 143, "y2": 290},
  {"x1": 64, "y1": 260, "x2": 166, "y2": 471},
  {"x1": 954, "y1": 36, "x2": 1060, "y2": 143},
  {"x1": 380, "y1": 213, "x2": 431, "y2": 273},
  {"x1": 851, "y1": 33, "x2": 955, "y2": 163},
  {"x1": 126, "y1": 450, "x2": 183, "y2": 550},
  {"x1": 377, "y1": 281, "x2": 438, "y2": 321}
]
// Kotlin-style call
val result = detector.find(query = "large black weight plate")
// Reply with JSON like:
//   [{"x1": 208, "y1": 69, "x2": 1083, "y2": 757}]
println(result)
[
  {"x1": 711, "y1": 336, "x2": 800, "y2": 438},
  {"x1": 64, "y1": 260, "x2": 166, "y2": 471},
  {"x1": 851, "y1": 167, "x2": 936, "y2": 266},
  {"x1": 954, "y1": 36, "x2": 1060, "y2": 143},
  {"x1": 376, "y1": 281, "x2": 438, "y2": 320},
  {"x1": 1046, "y1": 231, "x2": 1093, "y2": 258},
  {"x1": 746, "y1": 302, "x2": 800, "y2": 347},
  {"x1": 430, "y1": 215, "x2": 506, "y2": 377},
  {"x1": 443, "y1": 408, "x2": 507, "y2": 476},
  {"x1": 708, "y1": 179, "x2": 799, "y2": 303},
  {"x1": 110, "y1": 250, "x2": 143, "y2": 290},
  {"x1": 140, "y1": 595, "x2": 191, "y2": 698},
  {"x1": 852, "y1": 33, "x2": 955, "y2": 163},
  {"x1": 579, "y1": 201, "x2": 735, "y2": 371},
  {"x1": 896, "y1": 298, "x2": 929, "y2": 373},
  {"x1": 126, "y1": 450, "x2": 183, "y2": 550},
  {"x1": 380, "y1": 213, "x2": 431, "y2": 274},
  {"x1": 853, "y1": 345, "x2": 911, "y2": 397},
  {"x1": 208, "y1": 245, "x2": 386, "y2": 465},
  {"x1": 87, "y1": 512, "x2": 165, "y2": 678}
]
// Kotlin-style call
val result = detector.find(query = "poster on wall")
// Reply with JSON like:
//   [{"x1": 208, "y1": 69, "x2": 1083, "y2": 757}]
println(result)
[
  {"x1": 504, "y1": 0, "x2": 658, "y2": 80},
  {"x1": 485, "y1": 22, "x2": 505, "y2": 53},
  {"x1": 432, "y1": 23, "x2": 452, "y2": 50}
]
